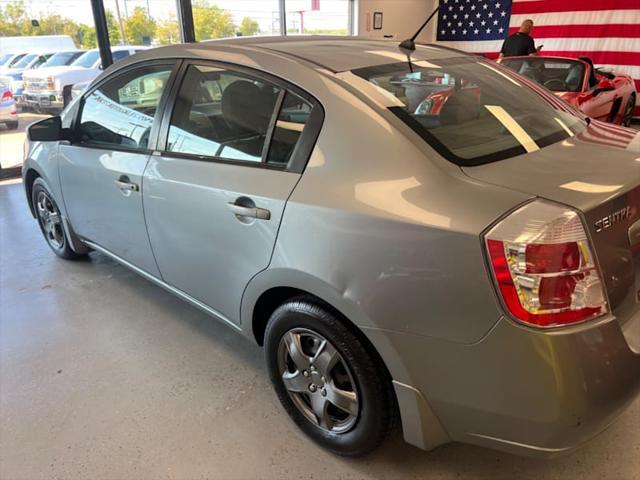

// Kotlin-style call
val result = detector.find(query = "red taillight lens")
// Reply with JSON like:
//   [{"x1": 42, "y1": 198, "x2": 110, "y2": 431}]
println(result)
[
  {"x1": 485, "y1": 200, "x2": 608, "y2": 328},
  {"x1": 1, "y1": 90, "x2": 12, "y2": 101}
]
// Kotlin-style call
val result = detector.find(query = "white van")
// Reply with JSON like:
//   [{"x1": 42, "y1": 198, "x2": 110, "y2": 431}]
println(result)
[{"x1": 0, "y1": 35, "x2": 76, "y2": 56}]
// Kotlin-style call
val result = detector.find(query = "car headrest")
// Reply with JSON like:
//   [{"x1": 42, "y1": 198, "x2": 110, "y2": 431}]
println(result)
[
  {"x1": 440, "y1": 89, "x2": 480, "y2": 126},
  {"x1": 221, "y1": 80, "x2": 276, "y2": 134},
  {"x1": 578, "y1": 56, "x2": 598, "y2": 87}
]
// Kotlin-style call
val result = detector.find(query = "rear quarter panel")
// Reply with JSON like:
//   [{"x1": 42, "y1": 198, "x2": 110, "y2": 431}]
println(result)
[{"x1": 241, "y1": 70, "x2": 533, "y2": 346}]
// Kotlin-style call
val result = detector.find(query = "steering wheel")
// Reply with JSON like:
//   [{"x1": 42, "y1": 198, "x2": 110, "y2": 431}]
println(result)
[{"x1": 543, "y1": 79, "x2": 568, "y2": 92}]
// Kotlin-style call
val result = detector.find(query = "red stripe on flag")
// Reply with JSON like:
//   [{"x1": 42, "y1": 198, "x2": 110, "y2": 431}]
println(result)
[
  {"x1": 512, "y1": 0, "x2": 640, "y2": 15},
  {"x1": 508, "y1": 24, "x2": 640, "y2": 39}
]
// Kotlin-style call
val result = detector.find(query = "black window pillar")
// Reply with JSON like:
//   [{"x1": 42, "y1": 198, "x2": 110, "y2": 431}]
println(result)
[
  {"x1": 90, "y1": 0, "x2": 113, "y2": 69},
  {"x1": 176, "y1": 0, "x2": 196, "y2": 43}
]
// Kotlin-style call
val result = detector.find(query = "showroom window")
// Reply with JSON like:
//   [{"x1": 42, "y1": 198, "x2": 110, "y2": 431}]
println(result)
[
  {"x1": 166, "y1": 64, "x2": 312, "y2": 166},
  {"x1": 285, "y1": 0, "x2": 352, "y2": 35},
  {"x1": 78, "y1": 64, "x2": 174, "y2": 151}
]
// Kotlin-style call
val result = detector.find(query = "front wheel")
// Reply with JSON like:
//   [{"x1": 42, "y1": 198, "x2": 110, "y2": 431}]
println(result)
[
  {"x1": 265, "y1": 297, "x2": 397, "y2": 456},
  {"x1": 32, "y1": 178, "x2": 84, "y2": 260}
]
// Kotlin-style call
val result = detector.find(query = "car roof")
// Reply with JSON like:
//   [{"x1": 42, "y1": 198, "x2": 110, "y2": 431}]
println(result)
[{"x1": 147, "y1": 36, "x2": 469, "y2": 73}]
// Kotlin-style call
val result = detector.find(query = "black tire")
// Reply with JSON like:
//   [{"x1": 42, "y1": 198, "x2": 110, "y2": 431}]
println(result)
[
  {"x1": 5, "y1": 121, "x2": 18, "y2": 130},
  {"x1": 621, "y1": 94, "x2": 635, "y2": 127},
  {"x1": 265, "y1": 297, "x2": 397, "y2": 456},
  {"x1": 32, "y1": 178, "x2": 84, "y2": 260}
]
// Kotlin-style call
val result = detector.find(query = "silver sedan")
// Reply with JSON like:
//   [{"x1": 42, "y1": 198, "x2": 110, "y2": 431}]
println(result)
[{"x1": 22, "y1": 37, "x2": 640, "y2": 457}]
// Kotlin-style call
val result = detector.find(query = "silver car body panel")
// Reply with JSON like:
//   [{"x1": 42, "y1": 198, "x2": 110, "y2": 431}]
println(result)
[{"x1": 22, "y1": 37, "x2": 640, "y2": 458}]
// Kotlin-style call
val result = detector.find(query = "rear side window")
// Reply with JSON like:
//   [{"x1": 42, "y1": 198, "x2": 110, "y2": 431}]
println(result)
[
  {"x1": 166, "y1": 64, "x2": 313, "y2": 167},
  {"x1": 267, "y1": 92, "x2": 312, "y2": 165},
  {"x1": 353, "y1": 58, "x2": 586, "y2": 166},
  {"x1": 78, "y1": 64, "x2": 173, "y2": 151}
]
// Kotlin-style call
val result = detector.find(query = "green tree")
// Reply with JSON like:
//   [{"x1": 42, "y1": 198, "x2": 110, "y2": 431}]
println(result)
[
  {"x1": 124, "y1": 6, "x2": 156, "y2": 45},
  {"x1": 238, "y1": 17, "x2": 259, "y2": 37},
  {"x1": 193, "y1": 0, "x2": 235, "y2": 41},
  {"x1": 77, "y1": 23, "x2": 97, "y2": 48},
  {"x1": 105, "y1": 10, "x2": 122, "y2": 45},
  {"x1": 156, "y1": 14, "x2": 180, "y2": 45},
  {"x1": 0, "y1": 1, "x2": 34, "y2": 36}
]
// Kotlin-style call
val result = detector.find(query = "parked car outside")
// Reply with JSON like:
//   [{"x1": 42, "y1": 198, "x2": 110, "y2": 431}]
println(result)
[
  {"x1": 22, "y1": 37, "x2": 640, "y2": 458},
  {"x1": 0, "y1": 52, "x2": 56, "y2": 104},
  {"x1": 0, "y1": 52, "x2": 27, "y2": 71},
  {"x1": 6, "y1": 50, "x2": 85, "y2": 107},
  {"x1": 22, "y1": 46, "x2": 148, "y2": 113},
  {"x1": 0, "y1": 84, "x2": 18, "y2": 130},
  {"x1": 499, "y1": 56, "x2": 637, "y2": 126}
]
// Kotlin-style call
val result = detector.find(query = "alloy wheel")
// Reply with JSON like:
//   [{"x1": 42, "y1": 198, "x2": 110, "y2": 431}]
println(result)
[
  {"x1": 36, "y1": 191, "x2": 65, "y2": 250},
  {"x1": 277, "y1": 328, "x2": 359, "y2": 434}
]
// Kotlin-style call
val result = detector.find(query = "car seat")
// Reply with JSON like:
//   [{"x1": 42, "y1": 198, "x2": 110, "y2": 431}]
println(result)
[
  {"x1": 578, "y1": 56, "x2": 599, "y2": 88},
  {"x1": 439, "y1": 89, "x2": 480, "y2": 126}
]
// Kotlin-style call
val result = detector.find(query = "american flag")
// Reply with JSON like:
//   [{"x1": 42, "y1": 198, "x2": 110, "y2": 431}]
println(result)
[{"x1": 435, "y1": 0, "x2": 640, "y2": 114}]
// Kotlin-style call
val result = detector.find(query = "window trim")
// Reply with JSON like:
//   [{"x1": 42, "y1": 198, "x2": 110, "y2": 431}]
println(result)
[
  {"x1": 156, "y1": 58, "x2": 324, "y2": 174},
  {"x1": 71, "y1": 59, "x2": 182, "y2": 155}
]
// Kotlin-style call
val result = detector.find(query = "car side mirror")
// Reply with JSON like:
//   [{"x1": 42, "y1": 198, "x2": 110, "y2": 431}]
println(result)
[
  {"x1": 27, "y1": 116, "x2": 71, "y2": 142},
  {"x1": 593, "y1": 78, "x2": 615, "y2": 96}
]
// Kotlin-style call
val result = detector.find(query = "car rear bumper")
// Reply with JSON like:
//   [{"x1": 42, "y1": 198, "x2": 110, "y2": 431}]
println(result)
[
  {"x1": 364, "y1": 311, "x2": 640, "y2": 457},
  {"x1": 0, "y1": 102, "x2": 18, "y2": 123}
]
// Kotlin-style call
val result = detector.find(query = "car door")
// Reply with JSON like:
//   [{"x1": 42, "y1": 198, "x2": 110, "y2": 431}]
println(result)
[
  {"x1": 580, "y1": 67, "x2": 618, "y2": 122},
  {"x1": 143, "y1": 62, "x2": 323, "y2": 326},
  {"x1": 59, "y1": 61, "x2": 178, "y2": 276}
]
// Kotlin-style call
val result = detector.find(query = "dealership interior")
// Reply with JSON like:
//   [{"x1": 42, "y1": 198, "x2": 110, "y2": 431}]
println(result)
[{"x1": 1, "y1": 0, "x2": 639, "y2": 478}]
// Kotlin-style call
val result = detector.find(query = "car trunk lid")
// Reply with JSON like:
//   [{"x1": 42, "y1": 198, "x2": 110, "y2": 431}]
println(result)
[{"x1": 463, "y1": 121, "x2": 640, "y2": 331}]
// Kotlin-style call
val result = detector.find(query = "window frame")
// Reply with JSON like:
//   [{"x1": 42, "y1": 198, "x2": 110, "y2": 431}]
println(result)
[
  {"x1": 71, "y1": 59, "x2": 181, "y2": 155},
  {"x1": 156, "y1": 59, "x2": 324, "y2": 174}
]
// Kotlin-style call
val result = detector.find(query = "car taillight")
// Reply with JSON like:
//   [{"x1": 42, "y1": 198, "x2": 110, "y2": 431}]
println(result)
[
  {"x1": 484, "y1": 200, "x2": 608, "y2": 328},
  {"x1": 2, "y1": 90, "x2": 12, "y2": 100}
]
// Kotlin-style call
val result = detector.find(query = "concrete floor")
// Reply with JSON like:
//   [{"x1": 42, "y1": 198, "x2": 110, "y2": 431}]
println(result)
[{"x1": 1, "y1": 179, "x2": 639, "y2": 480}]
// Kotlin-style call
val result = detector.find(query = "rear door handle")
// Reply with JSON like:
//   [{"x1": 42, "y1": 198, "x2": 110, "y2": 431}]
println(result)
[
  {"x1": 227, "y1": 202, "x2": 271, "y2": 220},
  {"x1": 114, "y1": 176, "x2": 139, "y2": 192}
]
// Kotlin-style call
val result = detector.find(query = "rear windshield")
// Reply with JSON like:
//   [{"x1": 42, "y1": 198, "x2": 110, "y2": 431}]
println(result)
[
  {"x1": 353, "y1": 57, "x2": 586, "y2": 166},
  {"x1": 0, "y1": 53, "x2": 13, "y2": 66}
]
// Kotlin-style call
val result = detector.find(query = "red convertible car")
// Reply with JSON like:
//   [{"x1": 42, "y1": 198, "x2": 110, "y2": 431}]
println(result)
[{"x1": 499, "y1": 56, "x2": 637, "y2": 127}]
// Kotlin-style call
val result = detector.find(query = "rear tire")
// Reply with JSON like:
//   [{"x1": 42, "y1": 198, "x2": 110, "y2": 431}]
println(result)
[
  {"x1": 265, "y1": 297, "x2": 397, "y2": 456},
  {"x1": 5, "y1": 121, "x2": 18, "y2": 130},
  {"x1": 32, "y1": 178, "x2": 85, "y2": 260}
]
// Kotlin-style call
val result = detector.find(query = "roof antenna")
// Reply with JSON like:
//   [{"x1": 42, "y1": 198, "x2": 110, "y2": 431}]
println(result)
[{"x1": 399, "y1": 6, "x2": 440, "y2": 51}]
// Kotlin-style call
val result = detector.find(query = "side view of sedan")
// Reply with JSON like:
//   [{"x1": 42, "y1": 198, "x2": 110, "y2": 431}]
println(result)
[
  {"x1": 499, "y1": 55, "x2": 637, "y2": 126},
  {"x1": 23, "y1": 37, "x2": 640, "y2": 457}
]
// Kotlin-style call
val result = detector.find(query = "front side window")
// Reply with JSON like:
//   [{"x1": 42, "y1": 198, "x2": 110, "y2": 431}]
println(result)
[
  {"x1": 353, "y1": 57, "x2": 586, "y2": 166},
  {"x1": 167, "y1": 64, "x2": 312, "y2": 166},
  {"x1": 500, "y1": 58, "x2": 586, "y2": 92},
  {"x1": 78, "y1": 64, "x2": 173, "y2": 151}
]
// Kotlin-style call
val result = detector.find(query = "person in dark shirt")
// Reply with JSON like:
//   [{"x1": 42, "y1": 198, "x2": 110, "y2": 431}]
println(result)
[{"x1": 498, "y1": 19, "x2": 542, "y2": 58}]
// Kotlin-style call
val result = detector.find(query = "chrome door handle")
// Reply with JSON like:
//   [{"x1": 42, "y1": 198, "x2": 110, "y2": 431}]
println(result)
[
  {"x1": 227, "y1": 202, "x2": 271, "y2": 220},
  {"x1": 114, "y1": 178, "x2": 139, "y2": 192}
]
